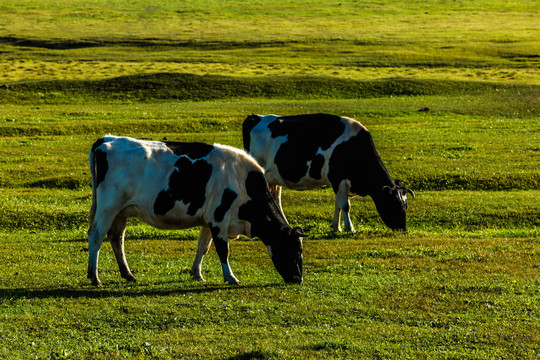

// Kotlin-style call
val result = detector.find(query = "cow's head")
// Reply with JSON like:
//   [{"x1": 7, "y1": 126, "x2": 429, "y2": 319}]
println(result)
[
  {"x1": 374, "y1": 180, "x2": 415, "y2": 231},
  {"x1": 238, "y1": 170, "x2": 304, "y2": 284},
  {"x1": 268, "y1": 227, "x2": 304, "y2": 284}
]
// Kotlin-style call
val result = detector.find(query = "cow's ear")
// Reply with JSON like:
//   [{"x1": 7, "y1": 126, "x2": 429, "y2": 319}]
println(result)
[
  {"x1": 293, "y1": 227, "x2": 306, "y2": 238},
  {"x1": 382, "y1": 185, "x2": 392, "y2": 195}
]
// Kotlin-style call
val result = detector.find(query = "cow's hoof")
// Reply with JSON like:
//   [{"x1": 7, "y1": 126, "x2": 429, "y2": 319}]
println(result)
[
  {"x1": 190, "y1": 269, "x2": 205, "y2": 282},
  {"x1": 225, "y1": 278, "x2": 241, "y2": 286},
  {"x1": 90, "y1": 278, "x2": 102, "y2": 287},
  {"x1": 120, "y1": 270, "x2": 137, "y2": 282}
]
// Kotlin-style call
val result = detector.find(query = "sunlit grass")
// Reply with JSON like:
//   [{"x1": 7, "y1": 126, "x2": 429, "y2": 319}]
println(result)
[
  {"x1": 0, "y1": 0, "x2": 538, "y2": 85},
  {"x1": 1, "y1": 187, "x2": 538, "y2": 240},
  {"x1": 2, "y1": 60, "x2": 539, "y2": 84}
]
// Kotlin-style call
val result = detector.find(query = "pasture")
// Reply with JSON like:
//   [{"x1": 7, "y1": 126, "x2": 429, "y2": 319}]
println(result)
[{"x1": 0, "y1": 0, "x2": 539, "y2": 359}]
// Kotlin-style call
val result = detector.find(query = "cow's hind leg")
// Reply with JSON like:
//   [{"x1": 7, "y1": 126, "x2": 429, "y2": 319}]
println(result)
[
  {"x1": 190, "y1": 227, "x2": 213, "y2": 281},
  {"x1": 87, "y1": 222, "x2": 107, "y2": 286},
  {"x1": 88, "y1": 207, "x2": 122, "y2": 286},
  {"x1": 108, "y1": 215, "x2": 136, "y2": 282}
]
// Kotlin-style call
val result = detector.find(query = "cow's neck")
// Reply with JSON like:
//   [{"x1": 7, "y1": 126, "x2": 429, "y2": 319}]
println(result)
[{"x1": 354, "y1": 151, "x2": 395, "y2": 198}]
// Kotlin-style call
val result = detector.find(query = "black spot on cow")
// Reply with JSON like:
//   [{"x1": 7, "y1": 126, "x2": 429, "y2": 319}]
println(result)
[
  {"x1": 328, "y1": 130, "x2": 393, "y2": 196},
  {"x1": 208, "y1": 223, "x2": 229, "y2": 263},
  {"x1": 268, "y1": 113, "x2": 346, "y2": 183},
  {"x1": 242, "y1": 114, "x2": 262, "y2": 152},
  {"x1": 308, "y1": 153, "x2": 325, "y2": 180},
  {"x1": 214, "y1": 188, "x2": 238, "y2": 222},
  {"x1": 164, "y1": 142, "x2": 214, "y2": 159},
  {"x1": 154, "y1": 156, "x2": 213, "y2": 216},
  {"x1": 238, "y1": 170, "x2": 286, "y2": 244},
  {"x1": 238, "y1": 171, "x2": 267, "y2": 224},
  {"x1": 91, "y1": 138, "x2": 108, "y2": 187},
  {"x1": 243, "y1": 169, "x2": 271, "y2": 202},
  {"x1": 91, "y1": 137, "x2": 105, "y2": 151},
  {"x1": 154, "y1": 190, "x2": 175, "y2": 216}
]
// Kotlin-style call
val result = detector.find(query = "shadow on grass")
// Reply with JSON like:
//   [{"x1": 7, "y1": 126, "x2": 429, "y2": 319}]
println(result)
[
  {"x1": 224, "y1": 350, "x2": 279, "y2": 360},
  {"x1": 0, "y1": 35, "x2": 301, "y2": 50},
  {"x1": 0, "y1": 282, "x2": 281, "y2": 300}
]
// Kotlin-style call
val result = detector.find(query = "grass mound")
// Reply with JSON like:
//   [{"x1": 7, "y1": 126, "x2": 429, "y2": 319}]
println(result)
[{"x1": 2, "y1": 73, "x2": 535, "y2": 103}]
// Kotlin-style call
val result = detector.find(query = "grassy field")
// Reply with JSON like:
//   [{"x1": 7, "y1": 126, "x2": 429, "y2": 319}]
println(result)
[
  {"x1": 1, "y1": 0, "x2": 539, "y2": 83},
  {"x1": 1, "y1": 1, "x2": 539, "y2": 359}
]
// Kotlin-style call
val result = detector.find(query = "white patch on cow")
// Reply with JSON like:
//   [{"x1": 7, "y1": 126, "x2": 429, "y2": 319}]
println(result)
[
  {"x1": 399, "y1": 192, "x2": 408, "y2": 204},
  {"x1": 342, "y1": 116, "x2": 368, "y2": 132},
  {"x1": 248, "y1": 115, "x2": 289, "y2": 184},
  {"x1": 214, "y1": 143, "x2": 248, "y2": 158}
]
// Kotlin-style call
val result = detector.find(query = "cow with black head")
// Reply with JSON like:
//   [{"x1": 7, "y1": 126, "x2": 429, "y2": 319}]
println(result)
[
  {"x1": 243, "y1": 113, "x2": 414, "y2": 232},
  {"x1": 87, "y1": 135, "x2": 303, "y2": 286}
]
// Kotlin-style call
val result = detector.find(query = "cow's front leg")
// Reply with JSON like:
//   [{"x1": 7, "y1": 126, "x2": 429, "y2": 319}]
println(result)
[
  {"x1": 334, "y1": 180, "x2": 355, "y2": 233},
  {"x1": 190, "y1": 227, "x2": 213, "y2": 281},
  {"x1": 210, "y1": 225, "x2": 240, "y2": 285}
]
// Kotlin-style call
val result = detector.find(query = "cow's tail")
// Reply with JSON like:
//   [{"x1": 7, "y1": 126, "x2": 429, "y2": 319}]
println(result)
[{"x1": 88, "y1": 138, "x2": 103, "y2": 229}]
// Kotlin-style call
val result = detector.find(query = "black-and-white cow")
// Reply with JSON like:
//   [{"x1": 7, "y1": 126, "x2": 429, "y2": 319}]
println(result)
[
  {"x1": 87, "y1": 135, "x2": 303, "y2": 286},
  {"x1": 242, "y1": 113, "x2": 415, "y2": 232}
]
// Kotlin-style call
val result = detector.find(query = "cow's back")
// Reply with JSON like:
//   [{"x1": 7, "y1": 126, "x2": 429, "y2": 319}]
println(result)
[
  {"x1": 244, "y1": 114, "x2": 367, "y2": 189},
  {"x1": 96, "y1": 136, "x2": 178, "y2": 205},
  {"x1": 93, "y1": 136, "x2": 263, "y2": 230}
]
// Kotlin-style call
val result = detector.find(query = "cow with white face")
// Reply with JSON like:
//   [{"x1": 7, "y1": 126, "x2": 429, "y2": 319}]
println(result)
[
  {"x1": 87, "y1": 135, "x2": 303, "y2": 286},
  {"x1": 243, "y1": 113, "x2": 414, "y2": 233}
]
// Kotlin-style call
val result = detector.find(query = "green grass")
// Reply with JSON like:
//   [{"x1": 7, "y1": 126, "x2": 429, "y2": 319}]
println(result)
[
  {"x1": 0, "y1": 0, "x2": 538, "y2": 83},
  {"x1": 1, "y1": 230, "x2": 539, "y2": 359},
  {"x1": 2, "y1": 188, "x2": 538, "y2": 237},
  {"x1": 2, "y1": 73, "x2": 539, "y2": 104},
  {"x1": 0, "y1": 94, "x2": 538, "y2": 358},
  {"x1": 1, "y1": 93, "x2": 538, "y2": 191},
  {"x1": 0, "y1": 0, "x2": 539, "y2": 359}
]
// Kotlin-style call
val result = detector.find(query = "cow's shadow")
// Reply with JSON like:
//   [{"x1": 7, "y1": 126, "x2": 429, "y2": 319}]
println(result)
[{"x1": 0, "y1": 282, "x2": 279, "y2": 300}]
